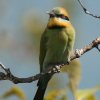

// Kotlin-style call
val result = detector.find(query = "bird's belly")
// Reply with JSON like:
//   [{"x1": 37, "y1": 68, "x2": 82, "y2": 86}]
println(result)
[
  {"x1": 43, "y1": 42, "x2": 68, "y2": 67},
  {"x1": 43, "y1": 31, "x2": 69, "y2": 67}
]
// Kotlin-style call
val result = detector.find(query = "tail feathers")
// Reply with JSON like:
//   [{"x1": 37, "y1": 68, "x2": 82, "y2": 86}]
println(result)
[
  {"x1": 33, "y1": 85, "x2": 47, "y2": 100},
  {"x1": 34, "y1": 74, "x2": 53, "y2": 100}
]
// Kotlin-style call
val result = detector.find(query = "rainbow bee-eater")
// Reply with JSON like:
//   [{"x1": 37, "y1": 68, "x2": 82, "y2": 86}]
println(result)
[{"x1": 34, "y1": 7, "x2": 75, "y2": 100}]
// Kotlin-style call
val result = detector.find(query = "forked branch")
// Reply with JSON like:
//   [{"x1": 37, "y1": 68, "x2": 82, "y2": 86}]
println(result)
[{"x1": 0, "y1": 37, "x2": 100, "y2": 84}]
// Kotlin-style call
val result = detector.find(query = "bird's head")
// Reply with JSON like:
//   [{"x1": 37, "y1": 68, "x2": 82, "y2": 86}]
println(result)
[{"x1": 47, "y1": 7, "x2": 71, "y2": 29}]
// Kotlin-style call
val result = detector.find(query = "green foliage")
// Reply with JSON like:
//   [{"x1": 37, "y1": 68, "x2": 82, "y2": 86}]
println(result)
[
  {"x1": 62, "y1": 59, "x2": 81, "y2": 99},
  {"x1": 48, "y1": 58, "x2": 81, "y2": 99},
  {"x1": 1, "y1": 85, "x2": 26, "y2": 100},
  {"x1": 44, "y1": 89, "x2": 67, "y2": 100},
  {"x1": 77, "y1": 85, "x2": 100, "y2": 100},
  {"x1": 45, "y1": 85, "x2": 100, "y2": 100},
  {"x1": 1, "y1": 85, "x2": 100, "y2": 100}
]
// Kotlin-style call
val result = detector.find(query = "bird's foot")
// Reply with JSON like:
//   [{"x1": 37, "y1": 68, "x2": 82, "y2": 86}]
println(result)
[
  {"x1": 75, "y1": 49, "x2": 83, "y2": 58},
  {"x1": 48, "y1": 65, "x2": 61, "y2": 73},
  {"x1": 52, "y1": 65, "x2": 61, "y2": 73},
  {"x1": 48, "y1": 64, "x2": 63, "y2": 74}
]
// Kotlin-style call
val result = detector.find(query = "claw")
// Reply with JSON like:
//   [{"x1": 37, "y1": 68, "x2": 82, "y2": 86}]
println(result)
[
  {"x1": 53, "y1": 65, "x2": 61, "y2": 73},
  {"x1": 48, "y1": 65, "x2": 60, "y2": 74}
]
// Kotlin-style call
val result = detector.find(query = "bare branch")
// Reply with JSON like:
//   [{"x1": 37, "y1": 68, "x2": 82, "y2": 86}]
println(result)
[
  {"x1": 0, "y1": 37, "x2": 100, "y2": 84},
  {"x1": 78, "y1": 0, "x2": 100, "y2": 19}
]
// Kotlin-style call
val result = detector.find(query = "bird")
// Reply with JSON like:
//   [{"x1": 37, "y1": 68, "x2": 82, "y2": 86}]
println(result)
[{"x1": 34, "y1": 7, "x2": 75, "y2": 100}]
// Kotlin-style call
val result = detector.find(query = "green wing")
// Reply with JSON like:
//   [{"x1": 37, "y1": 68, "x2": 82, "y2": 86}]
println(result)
[{"x1": 39, "y1": 30, "x2": 47, "y2": 72}]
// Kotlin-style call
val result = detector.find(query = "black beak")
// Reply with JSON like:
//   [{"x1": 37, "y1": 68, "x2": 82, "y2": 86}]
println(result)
[{"x1": 46, "y1": 11, "x2": 55, "y2": 17}]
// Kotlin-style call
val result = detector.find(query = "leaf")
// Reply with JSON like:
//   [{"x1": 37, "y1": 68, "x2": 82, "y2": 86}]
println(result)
[
  {"x1": 77, "y1": 85, "x2": 100, "y2": 100},
  {"x1": 85, "y1": 95, "x2": 96, "y2": 100},
  {"x1": 1, "y1": 85, "x2": 26, "y2": 100},
  {"x1": 44, "y1": 89, "x2": 67, "y2": 100},
  {"x1": 61, "y1": 58, "x2": 81, "y2": 99}
]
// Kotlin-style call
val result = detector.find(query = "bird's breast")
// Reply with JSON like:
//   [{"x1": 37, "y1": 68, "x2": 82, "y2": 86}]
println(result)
[
  {"x1": 43, "y1": 29, "x2": 68, "y2": 66},
  {"x1": 47, "y1": 29, "x2": 68, "y2": 47}
]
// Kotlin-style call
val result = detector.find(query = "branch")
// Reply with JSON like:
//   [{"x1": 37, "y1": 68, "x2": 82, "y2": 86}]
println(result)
[
  {"x1": 0, "y1": 37, "x2": 100, "y2": 84},
  {"x1": 78, "y1": 0, "x2": 100, "y2": 19}
]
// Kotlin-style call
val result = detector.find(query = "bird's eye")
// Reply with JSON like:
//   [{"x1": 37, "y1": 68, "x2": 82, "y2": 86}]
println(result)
[
  {"x1": 64, "y1": 16, "x2": 69, "y2": 21},
  {"x1": 60, "y1": 15, "x2": 69, "y2": 21},
  {"x1": 60, "y1": 15, "x2": 65, "y2": 18},
  {"x1": 56, "y1": 14, "x2": 69, "y2": 21}
]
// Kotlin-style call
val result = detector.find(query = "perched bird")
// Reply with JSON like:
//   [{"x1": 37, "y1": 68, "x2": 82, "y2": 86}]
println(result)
[{"x1": 34, "y1": 7, "x2": 75, "y2": 100}]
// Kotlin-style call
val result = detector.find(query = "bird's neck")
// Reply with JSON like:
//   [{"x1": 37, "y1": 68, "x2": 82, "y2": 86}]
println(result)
[{"x1": 47, "y1": 18, "x2": 71, "y2": 29}]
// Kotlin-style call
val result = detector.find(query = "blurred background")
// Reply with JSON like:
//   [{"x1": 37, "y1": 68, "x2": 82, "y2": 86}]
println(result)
[{"x1": 0, "y1": 0, "x2": 100, "y2": 100}]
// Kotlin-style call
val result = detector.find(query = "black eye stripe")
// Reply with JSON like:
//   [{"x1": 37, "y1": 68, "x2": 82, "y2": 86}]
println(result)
[
  {"x1": 50, "y1": 14, "x2": 69, "y2": 21},
  {"x1": 56, "y1": 14, "x2": 69, "y2": 20}
]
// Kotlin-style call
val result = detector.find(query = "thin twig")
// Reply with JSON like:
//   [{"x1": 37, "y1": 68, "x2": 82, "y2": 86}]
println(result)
[
  {"x1": 0, "y1": 37, "x2": 100, "y2": 84},
  {"x1": 78, "y1": 0, "x2": 100, "y2": 19}
]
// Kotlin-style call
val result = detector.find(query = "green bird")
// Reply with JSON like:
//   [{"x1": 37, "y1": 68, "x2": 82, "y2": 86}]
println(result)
[{"x1": 34, "y1": 7, "x2": 75, "y2": 100}]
